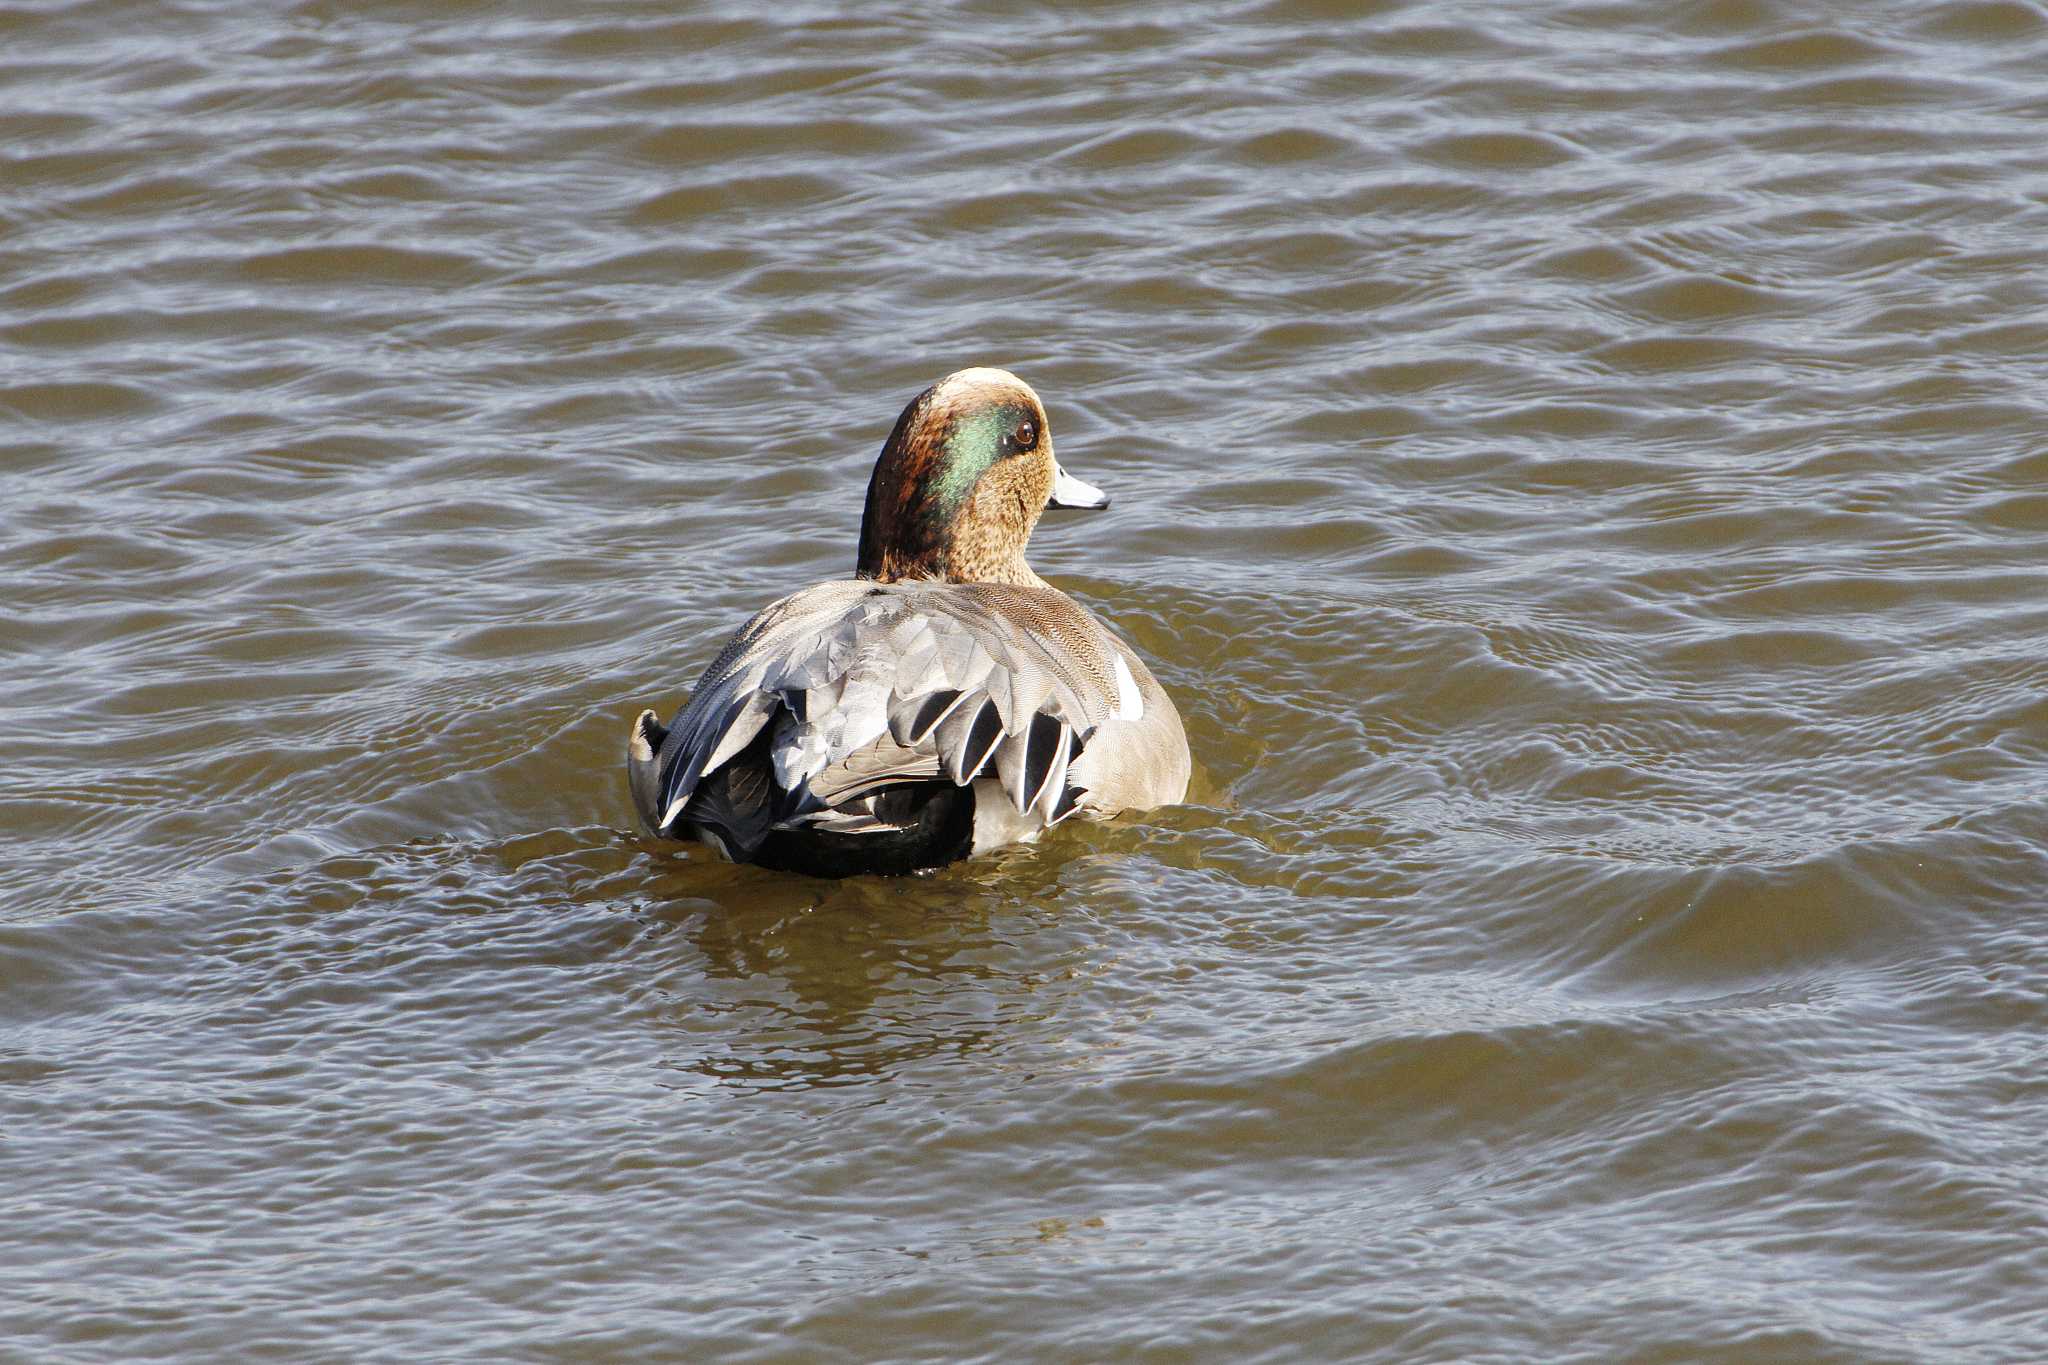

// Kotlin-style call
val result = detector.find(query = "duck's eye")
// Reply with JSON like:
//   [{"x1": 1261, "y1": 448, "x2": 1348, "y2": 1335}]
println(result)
[{"x1": 1012, "y1": 419, "x2": 1037, "y2": 449}]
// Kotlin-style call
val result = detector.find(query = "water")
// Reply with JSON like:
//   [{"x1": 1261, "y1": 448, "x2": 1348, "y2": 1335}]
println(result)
[{"x1": 5, "y1": 0, "x2": 2047, "y2": 1359}]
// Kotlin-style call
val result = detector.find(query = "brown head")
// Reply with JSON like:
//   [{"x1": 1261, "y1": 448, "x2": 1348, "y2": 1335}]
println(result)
[{"x1": 855, "y1": 367, "x2": 1108, "y2": 587}]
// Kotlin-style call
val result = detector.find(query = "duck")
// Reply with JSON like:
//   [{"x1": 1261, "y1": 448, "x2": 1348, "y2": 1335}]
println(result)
[{"x1": 626, "y1": 366, "x2": 1189, "y2": 877}]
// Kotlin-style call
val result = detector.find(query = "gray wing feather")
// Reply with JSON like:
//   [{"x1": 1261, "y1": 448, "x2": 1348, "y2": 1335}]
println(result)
[
  {"x1": 1034, "y1": 724, "x2": 1074, "y2": 819},
  {"x1": 649, "y1": 580, "x2": 1131, "y2": 837},
  {"x1": 807, "y1": 737, "x2": 943, "y2": 806},
  {"x1": 698, "y1": 691, "x2": 777, "y2": 786},
  {"x1": 890, "y1": 687, "x2": 965, "y2": 746}
]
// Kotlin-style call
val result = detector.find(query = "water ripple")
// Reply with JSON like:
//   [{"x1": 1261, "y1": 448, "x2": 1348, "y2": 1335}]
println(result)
[{"x1": 4, "y1": 0, "x2": 2048, "y2": 1357}]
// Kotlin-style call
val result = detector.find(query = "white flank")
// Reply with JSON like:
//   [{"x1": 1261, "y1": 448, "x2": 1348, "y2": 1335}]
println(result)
[{"x1": 1112, "y1": 654, "x2": 1145, "y2": 721}]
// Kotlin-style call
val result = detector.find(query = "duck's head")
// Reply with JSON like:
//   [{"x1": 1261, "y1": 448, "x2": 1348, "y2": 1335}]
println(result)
[{"x1": 856, "y1": 367, "x2": 1108, "y2": 587}]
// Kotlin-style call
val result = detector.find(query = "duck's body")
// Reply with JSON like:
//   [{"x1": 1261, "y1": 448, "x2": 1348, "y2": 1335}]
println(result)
[{"x1": 627, "y1": 368, "x2": 1188, "y2": 877}]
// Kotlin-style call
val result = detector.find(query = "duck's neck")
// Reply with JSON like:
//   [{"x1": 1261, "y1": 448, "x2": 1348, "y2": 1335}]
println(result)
[
  {"x1": 938, "y1": 518, "x2": 1046, "y2": 587},
  {"x1": 858, "y1": 482, "x2": 1047, "y2": 587},
  {"x1": 861, "y1": 545, "x2": 1046, "y2": 589}
]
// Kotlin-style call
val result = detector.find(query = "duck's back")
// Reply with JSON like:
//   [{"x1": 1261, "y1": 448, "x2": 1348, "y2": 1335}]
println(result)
[{"x1": 628, "y1": 578, "x2": 1187, "y2": 876}]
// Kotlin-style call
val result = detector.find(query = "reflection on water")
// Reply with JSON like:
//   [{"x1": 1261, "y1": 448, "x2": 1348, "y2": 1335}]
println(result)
[{"x1": 4, "y1": 0, "x2": 2048, "y2": 1358}]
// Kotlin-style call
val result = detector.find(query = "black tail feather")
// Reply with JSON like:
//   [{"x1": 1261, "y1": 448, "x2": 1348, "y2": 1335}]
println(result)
[{"x1": 680, "y1": 722, "x2": 978, "y2": 877}]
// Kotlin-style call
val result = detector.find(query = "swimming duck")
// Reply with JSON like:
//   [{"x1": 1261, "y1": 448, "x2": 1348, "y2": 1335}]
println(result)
[{"x1": 627, "y1": 366, "x2": 1189, "y2": 877}]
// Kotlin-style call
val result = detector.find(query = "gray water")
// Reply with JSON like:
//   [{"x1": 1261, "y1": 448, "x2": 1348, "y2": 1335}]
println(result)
[{"x1": 4, "y1": 0, "x2": 2047, "y2": 1360}]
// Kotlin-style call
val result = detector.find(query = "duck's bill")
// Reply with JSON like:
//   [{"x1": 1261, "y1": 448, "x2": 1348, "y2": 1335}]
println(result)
[{"x1": 1049, "y1": 463, "x2": 1110, "y2": 510}]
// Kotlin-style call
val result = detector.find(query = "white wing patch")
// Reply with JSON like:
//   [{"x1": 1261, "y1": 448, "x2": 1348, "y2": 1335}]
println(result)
[{"x1": 1112, "y1": 653, "x2": 1145, "y2": 722}]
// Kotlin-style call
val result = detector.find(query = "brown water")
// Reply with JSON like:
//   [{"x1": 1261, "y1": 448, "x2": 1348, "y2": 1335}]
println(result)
[{"x1": 5, "y1": 0, "x2": 2048, "y2": 1359}]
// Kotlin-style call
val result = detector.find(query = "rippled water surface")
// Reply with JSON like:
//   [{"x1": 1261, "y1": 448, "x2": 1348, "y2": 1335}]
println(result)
[{"x1": 6, "y1": 0, "x2": 2048, "y2": 1359}]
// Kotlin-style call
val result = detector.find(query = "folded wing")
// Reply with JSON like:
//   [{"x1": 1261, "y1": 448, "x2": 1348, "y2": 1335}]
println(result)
[{"x1": 631, "y1": 580, "x2": 1134, "y2": 857}]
